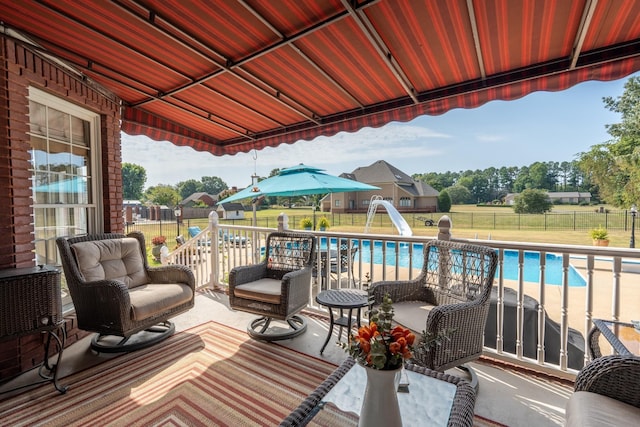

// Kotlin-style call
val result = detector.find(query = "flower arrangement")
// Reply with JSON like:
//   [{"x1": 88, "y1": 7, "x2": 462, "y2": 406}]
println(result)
[
  {"x1": 343, "y1": 294, "x2": 415, "y2": 370},
  {"x1": 151, "y1": 235, "x2": 167, "y2": 246}
]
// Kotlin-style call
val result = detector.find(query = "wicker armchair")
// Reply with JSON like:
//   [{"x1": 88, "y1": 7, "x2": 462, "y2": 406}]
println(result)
[
  {"x1": 369, "y1": 239, "x2": 498, "y2": 388},
  {"x1": 56, "y1": 232, "x2": 195, "y2": 353},
  {"x1": 566, "y1": 355, "x2": 640, "y2": 426},
  {"x1": 229, "y1": 231, "x2": 315, "y2": 341}
]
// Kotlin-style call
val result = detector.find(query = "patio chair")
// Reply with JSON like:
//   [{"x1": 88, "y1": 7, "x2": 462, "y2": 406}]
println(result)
[
  {"x1": 330, "y1": 240, "x2": 358, "y2": 286},
  {"x1": 228, "y1": 231, "x2": 315, "y2": 341},
  {"x1": 369, "y1": 239, "x2": 498, "y2": 389},
  {"x1": 56, "y1": 232, "x2": 195, "y2": 353},
  {"x1": 566, "y1": 355, "x2": 640, "y2": 426}
]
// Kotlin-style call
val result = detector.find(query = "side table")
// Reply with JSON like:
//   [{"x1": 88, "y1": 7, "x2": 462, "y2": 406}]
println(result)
[
  {"x1": 315, "y1": 289, "x2": 369, "y2": 354},
  {"x1": 0, "y1": 265, "x2": 67, "y2": 394}
]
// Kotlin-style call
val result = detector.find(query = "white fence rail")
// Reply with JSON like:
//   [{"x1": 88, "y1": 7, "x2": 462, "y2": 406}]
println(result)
[{"x1": 164, "y1": 212, "x2": 640, "y2": 378}]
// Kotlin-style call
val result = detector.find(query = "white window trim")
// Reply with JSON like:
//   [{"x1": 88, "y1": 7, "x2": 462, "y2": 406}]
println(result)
[{"x1": 28, "y1": 86, "x2": 103, "y2": 233}]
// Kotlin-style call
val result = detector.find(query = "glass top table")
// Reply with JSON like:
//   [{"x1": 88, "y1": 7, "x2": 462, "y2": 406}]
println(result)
[
  {"x1": 308, "y1": 360, "x2": 477, "y2": 427},
  {"x1": 588, "y1": 319, "x2": 640, "y2": 359}
]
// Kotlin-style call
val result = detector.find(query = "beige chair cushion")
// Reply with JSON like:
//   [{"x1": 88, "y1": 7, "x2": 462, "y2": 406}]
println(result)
[
  {"x1": 234, "y1": 278, "x2": 282, "y2": 305},
  {"x1": 566, "y1": 391, "x2": 640, "y2": 427},
  {"x1": 128, "y1": 283, "x2": 194, "y2": 321},
  {"x1": 71, "y1": 237, "x2": 149, "y2": 288},
  {"x1": 392, "y1": 301, "x2": 435, "y2": 334}
]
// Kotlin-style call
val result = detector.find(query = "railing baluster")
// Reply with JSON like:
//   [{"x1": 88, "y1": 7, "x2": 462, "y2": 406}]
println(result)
[
  {"x1": 537, "y1": 251, "x2": 546, "y2": 364},
  {"x1": 516, "y1": 250, "x2": 524, "y2": 359}
]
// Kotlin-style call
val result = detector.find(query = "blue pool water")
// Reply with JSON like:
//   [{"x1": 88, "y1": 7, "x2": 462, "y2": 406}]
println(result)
[{"x1": 320, "y1": 239, "x2": 585, "y2": 287}]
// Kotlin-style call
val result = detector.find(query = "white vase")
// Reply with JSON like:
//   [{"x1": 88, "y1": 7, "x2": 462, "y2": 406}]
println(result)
[{"x1": 358, "y1": 365, "x2": 402, "y2": 427}]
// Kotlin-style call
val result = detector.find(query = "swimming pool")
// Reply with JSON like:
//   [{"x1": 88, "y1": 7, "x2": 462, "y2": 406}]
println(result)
[{"x1": 321, "y1": 239, "x2": 586, "y2": 287}]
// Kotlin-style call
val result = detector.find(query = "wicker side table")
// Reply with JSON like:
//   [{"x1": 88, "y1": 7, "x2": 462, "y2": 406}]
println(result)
[{"x1": 0, "y1": 265, "x2": 67, "y2": 394}]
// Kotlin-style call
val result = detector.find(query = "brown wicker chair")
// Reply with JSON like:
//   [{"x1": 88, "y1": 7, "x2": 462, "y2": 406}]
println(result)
[
  {"x1": 566, "y1": 355, "x2": 640, "y2": 426},
  {"x1": 229, "y1": 231, "x2": 315, "y2": 341},
  {"x1": 369, "y1": 239, "x2": 498, "y2": 389},
  {"x1": 56, "y1": 232, "x2": 195, "y2": 353}
]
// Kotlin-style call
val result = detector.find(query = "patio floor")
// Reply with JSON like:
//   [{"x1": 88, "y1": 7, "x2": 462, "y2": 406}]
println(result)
[{"x1": 1, "y1": 288, "x2": 574, "y2": 426}]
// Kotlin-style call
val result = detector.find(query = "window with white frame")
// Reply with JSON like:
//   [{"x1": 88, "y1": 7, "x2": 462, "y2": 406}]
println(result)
[
  {"x1": 399, "y1": 197, "x2": 411, "y2": 207},
  {"x1": 28, "y1": 87, "x2": 101, "y2": 307},
  {"x1": 334, "y1": 199, "x2": 341, "y2": 207}
]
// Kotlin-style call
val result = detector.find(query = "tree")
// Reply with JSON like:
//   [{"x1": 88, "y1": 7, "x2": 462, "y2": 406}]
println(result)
[
  {"x1": 578, "y1": 76, "x2": 640, "y2": 207},
  {"x1": 144, "y1": 184, "x2": 180, "y2": 207},
  {"x1": 121, "y1": 163, "x2": 146, "y2": 200},
  {"x1": 200, "y1": 176, "x2": 228, "y2": 195},
  {"x1": 177, "y1": 179, "x2": 203, "y2": 199},
  {"x1": 438, "y1": 190, "x2": 451, "y2": 212},
  {"x1": 513, "y1": 189, "x2": 552, "y2": 214},
  {"x1": 443, "y1": 185, "x2": 472, "y2": 204}
]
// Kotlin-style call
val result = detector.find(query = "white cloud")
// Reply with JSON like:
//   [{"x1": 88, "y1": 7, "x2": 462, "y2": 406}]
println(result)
[{"x1": 476, "y1": 134, "x2": 506, "y2": 142}]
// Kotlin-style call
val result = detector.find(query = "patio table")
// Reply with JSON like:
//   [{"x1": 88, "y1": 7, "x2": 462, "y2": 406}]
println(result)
[
  {"x1": 281, "y1": 358, "x2": 477, "y2": 427},
  {"x1": 315, "y1": 289, "x2": 368, "y2": 354}
]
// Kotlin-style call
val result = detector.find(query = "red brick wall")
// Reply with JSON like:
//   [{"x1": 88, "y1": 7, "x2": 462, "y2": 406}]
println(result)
[{"x1": 0, "y1": 36, "x2": 122, "y2": 377}]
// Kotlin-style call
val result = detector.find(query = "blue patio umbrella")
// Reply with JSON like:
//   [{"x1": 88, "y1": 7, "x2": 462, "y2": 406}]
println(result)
[{"x1": 218, "y1": 164, "x2": 379, "y2": 203}]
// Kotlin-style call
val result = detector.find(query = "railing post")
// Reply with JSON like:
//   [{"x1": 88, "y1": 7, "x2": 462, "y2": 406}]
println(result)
[
  {"x1": 437, "y1": 215, "x2": 451, "y2": 241},
  {"x1": 209, "y1": 211, "x2": 221, "y2": 287},
  {"x1": 278, "y1": 213, "x2": 289, "y2": 231}
]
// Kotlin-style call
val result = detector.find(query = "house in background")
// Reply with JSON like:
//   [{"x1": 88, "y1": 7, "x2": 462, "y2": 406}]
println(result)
[
  {"x1": 504, "y1": 191, "x2": 592, "y2": 205},
  {"x1": 216, "y1": 203, "x2": 246, "y2": 220},
  {"x1": 324, "y1": 160, "x2": 439, "y2": 214}
]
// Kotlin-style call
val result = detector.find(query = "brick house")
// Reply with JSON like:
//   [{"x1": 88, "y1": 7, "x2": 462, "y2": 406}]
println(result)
[{"x1": 324, "y1": 160, "x2": 439, "y2": 214}]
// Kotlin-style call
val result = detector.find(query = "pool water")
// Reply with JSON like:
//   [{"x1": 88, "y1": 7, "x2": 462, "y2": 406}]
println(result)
[{"x1": 322, "y1": 239, "x2": 586, "y2": 287}]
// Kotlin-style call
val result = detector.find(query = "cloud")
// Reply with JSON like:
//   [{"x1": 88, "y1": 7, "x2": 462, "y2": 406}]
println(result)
[{"x1": 476, "y1": 134, "x2": 506, "y2": 142}]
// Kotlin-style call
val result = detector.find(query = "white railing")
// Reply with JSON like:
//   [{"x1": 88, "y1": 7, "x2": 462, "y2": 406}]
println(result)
[{"x1": 170, "y1": 212, "x2": 640, "y2": 378}]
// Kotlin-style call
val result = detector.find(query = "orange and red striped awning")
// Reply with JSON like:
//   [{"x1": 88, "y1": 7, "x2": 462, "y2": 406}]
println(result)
[{"x1": 3, "y1": 0, "x2": 640, "y2": 156}]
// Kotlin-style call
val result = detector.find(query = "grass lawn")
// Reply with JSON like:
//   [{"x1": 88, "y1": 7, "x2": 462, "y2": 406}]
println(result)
[{"x1": 248, "y1": 204, "x2": 632, "y2": 247}]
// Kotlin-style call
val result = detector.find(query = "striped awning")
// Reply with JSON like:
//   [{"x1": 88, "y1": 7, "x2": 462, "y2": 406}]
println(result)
[{"x1": 3, "y1": 0, "x2": 640, "y2": 156}]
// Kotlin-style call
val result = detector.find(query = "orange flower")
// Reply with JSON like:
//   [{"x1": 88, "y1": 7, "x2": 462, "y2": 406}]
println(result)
[
  {"x1": 405, "y1": 332, "x2": 416, "y2": 346},
  {"x1": 389, "y1": 341, "x2": 401, "y2": 354},
  {"x1": 358, "y1": 337, "x2": 371, "y2": 353}
]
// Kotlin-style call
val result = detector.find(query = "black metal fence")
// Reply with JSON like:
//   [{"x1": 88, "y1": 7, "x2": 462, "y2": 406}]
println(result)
[{"x1": 124, "y1": 210, "x2": 634, "y2": 241}]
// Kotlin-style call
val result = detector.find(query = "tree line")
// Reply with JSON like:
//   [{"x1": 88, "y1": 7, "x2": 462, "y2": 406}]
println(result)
[{"x1": 413, "y1": 160, "x2": 591, "y2": 205}]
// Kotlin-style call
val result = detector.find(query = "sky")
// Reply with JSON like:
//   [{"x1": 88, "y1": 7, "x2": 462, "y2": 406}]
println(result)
[{"x1": 121, "y1": 72, "x2": 639, "y2": 190}]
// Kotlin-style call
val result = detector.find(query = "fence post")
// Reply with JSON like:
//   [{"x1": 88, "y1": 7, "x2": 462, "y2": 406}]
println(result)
[
  {"x1": 209, "y1": 211, "x2": 221, "y2": 287},
  {"x1": 278, "y1": 213, "x2": 289, "y2": 231},
  {"x1": 437, "y1": 215, "x2": 452, "y2": 241}
]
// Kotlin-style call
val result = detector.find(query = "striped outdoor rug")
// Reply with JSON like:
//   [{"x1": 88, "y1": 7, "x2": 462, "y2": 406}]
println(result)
[{"x1": 0, "y1": 321, "x2": 503, "y2": 426}]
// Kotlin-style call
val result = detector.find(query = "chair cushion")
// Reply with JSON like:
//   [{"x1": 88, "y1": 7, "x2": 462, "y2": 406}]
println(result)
[
  {"x1": 128, "y1": 283, "x2": 194, "y2": 321},
  {"x1": 233, "y1": 278, "x2": 282, "y2": 305},
  {"x1": 392, "y1": 301, "x2": 435, "y2": 334},
  {"x1": 566, "y1": 391, "x2": 640, "y2": 427},
  {"x1": 71, "y1": 237, "x2": 149, "y2": 288}
]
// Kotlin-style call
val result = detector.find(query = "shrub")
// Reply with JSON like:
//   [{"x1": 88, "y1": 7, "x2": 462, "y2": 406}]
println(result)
[
  {"x1": 589, "y1": 226, "x2": 608, "y2": 240},
  {"x1": 318, "y1": 216, "x2": 330, "y2": 229},
  {"x1": 300, "y1": 217, "x2": 313, "y2": 229}
]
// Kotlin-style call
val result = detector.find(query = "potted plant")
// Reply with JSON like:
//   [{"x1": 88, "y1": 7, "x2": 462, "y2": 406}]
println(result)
[
  {"x1": 151, "y1": 235, "x2": 167, "y2": 261},
  {"x1": 318, "y1": 216, "x2": 330, "y2": 231},
  {"x1": 300, "y1": 217, "x2": 313, "y2": 230},
  {"x1": 590, "y1": 226, "x2": 609, "y2": 246}
]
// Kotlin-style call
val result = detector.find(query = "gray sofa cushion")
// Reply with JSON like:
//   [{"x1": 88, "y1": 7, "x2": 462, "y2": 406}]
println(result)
[
  {"x1": 392, "y1": 301, "x2": 435, "y2": 334},
  {"x1": 71, "y1": 237, "x2": 149, "y2": 288},
  {"x1": 566, "y1": 391, "x2": 640, "y2": 427},
  {"x1": 233, "y1": 278, "x2": 282, "y2": 304},
  {"x1": 129, "y1": 283, "x2": 194, "y2": 320}
]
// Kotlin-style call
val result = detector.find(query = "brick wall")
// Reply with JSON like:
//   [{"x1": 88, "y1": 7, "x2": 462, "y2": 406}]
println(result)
[{"x1": 0, "y1": 36, "x2": 122, "y2": 377}]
